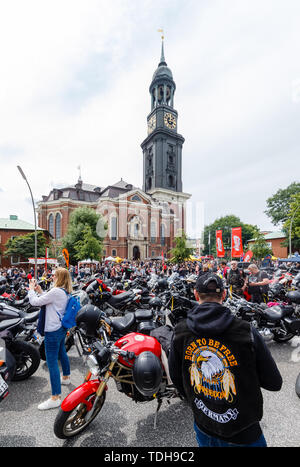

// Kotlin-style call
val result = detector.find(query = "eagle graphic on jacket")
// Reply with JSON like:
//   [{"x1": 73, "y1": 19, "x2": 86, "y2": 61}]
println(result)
[{"x1": 189, "y1": 350, "x2": 236, "y2": 402}]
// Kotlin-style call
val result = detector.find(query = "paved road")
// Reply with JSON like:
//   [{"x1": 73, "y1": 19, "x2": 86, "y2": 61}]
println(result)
[{"x1": 0, "y1": 338, "x2": 300, "y2": 448}]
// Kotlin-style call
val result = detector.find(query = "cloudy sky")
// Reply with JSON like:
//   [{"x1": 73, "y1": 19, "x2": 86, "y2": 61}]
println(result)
[{"x1": 0, "y1": 0, "x2": 299, "y2": 237}]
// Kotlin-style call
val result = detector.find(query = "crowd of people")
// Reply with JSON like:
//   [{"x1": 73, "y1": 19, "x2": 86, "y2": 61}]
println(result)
[
  {"x1": 1, "y1": 256, "x2": 293, "y2": 306},
  {"x1": 2, "y1": 256, "x2": 299, "y2": 447}
]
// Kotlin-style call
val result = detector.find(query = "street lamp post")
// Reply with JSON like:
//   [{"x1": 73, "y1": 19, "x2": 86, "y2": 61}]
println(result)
[
  {"x1": 17, "y1": 166, "x2": 38, "y2": 280},
  {"x1": 289, "y1": 204, "x2": 300, "y2": 257}
]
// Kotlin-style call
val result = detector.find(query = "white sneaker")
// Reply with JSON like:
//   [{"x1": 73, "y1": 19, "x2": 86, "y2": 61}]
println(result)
[
  {"x1": 61, "y1": 377, "x2": 71, "y2": 385},
  {"x1": 38, "y1": 398, "x2": 61, "y2": 410}
]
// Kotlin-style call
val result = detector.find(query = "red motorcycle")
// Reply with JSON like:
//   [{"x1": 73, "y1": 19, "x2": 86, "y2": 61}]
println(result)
[{"x1": 54, "y1": 315, "x2": 178, "y2": 439}]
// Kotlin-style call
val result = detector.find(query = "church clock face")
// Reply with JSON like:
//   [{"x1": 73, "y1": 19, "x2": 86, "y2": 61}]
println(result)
[
  {"x1": 148, "y1": 115, "x2": 156, "y2": 134},
  {"x1": 164, "y1": 112, "x2": 176, "y2": 130}
]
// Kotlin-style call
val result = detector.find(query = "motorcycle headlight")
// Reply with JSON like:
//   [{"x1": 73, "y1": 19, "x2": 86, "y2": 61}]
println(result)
[{"x1": 85, "y1": 355, "x2": 99, "y2": 375}]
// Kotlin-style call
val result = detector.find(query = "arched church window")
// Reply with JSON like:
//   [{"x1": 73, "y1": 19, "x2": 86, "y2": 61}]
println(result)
[
  {"x1": 55, "y1": 213, "x2": 61, "y2": 239},
  {"x1": 111, "y1": 216, "x2": 117, "y2": 241},
  {"x1": 147, "y1": 178, "x2": 152, "y2": 190},
  {"x1": 150, "y1": 222, "x2": 156, "y2": 244},
  {"x1": 134, "y1": 223, "x2": 139, "y2": 238},
  {"x1": 48, "y1": 214, "x2": 54, "y2": 237},
  {"x1": 160, "y1": 224, "x2": 165, "y2": 246}
]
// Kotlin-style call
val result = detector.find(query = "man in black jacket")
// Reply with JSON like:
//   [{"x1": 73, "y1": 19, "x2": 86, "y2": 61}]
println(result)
[
  {"x1": 168, "y1": 272, "x2": 282, "y2": 447},
  {"x1": 226, "y1": 261, "x2": 246, "y2": 297},
  {"x1": 246, "y1": 264, "x2": 270, "y2": 303}
]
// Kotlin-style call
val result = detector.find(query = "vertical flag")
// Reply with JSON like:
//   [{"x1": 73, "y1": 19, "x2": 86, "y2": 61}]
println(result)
[
  {"x1": 62, "y1": 248, "x2": 70, "y2": 268},
  {"x1": 243, "y1": 250, "x2": 253, "y2": 262},
  {"x1": 216, "y1": 230, "x2": 225, "y2": 257},
  {"x1": 161, "y1": 249, "x2": 164, "y2": 265},
  {"x1": 231, "y1": 227, "x2": 243, "y2": 258}
]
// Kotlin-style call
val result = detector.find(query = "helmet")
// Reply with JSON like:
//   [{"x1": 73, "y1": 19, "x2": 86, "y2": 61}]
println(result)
[
  {"x1": 156, "y1": 279, "x2": 169, "y2": 291},
  {"x1": 287, "y1": 291, "x2": 300, "y2": 305},
  {"x1": 149, "y1": 297, "x2": 162, "y2": 310},
  {"x1": 86, "y1": 280, "x2": 100, "y2": 294},
  {"x1": 133, "y1": 351, "x2": 163, "y2": 397},
  {"x1": 75, "y1": 305, "x2": 104, "y2": 336}
]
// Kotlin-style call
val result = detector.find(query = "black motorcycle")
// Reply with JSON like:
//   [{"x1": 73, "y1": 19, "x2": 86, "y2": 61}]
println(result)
[
  {"x1": 85, "y1": 280, "x2": 143, "y2": 316},
  {"x1": 0, "y1": 306, "x2": 41, "y2": 381},
  {"x1": 0, "y1": 336, "x2": 15, "y2": 402},
  {"x1": 0, "y1": 301, "x2": 41, "y2": 343},
  {"x1": 237, "y1": 298, "x2": 300, "y2": 343},
  {"x1": 62, "y1": 302, "x2": 167, "y2": 358}
]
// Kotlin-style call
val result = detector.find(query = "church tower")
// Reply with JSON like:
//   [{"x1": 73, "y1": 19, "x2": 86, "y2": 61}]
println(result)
[{"x1": 141, "y1": 37, "x2": 185, "y2": 194}]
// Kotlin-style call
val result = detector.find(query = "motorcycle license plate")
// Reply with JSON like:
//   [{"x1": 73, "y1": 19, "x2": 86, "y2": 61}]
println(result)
[{"x1": 0, "y1": 374, "x2": 8, "y2": 398}]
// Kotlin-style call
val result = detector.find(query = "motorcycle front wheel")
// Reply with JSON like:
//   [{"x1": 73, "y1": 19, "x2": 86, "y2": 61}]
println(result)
[
  {"x1": 273, "y1": 330, "x2": 294, "y2": 343},
  {"x1": 54, "y1": 391, "x2": 106, "y2": 439}
]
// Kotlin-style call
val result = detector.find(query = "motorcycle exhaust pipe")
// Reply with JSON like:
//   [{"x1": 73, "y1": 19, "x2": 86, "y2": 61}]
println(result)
[{"x1": 258, "y1": 328, "x2": 274, "y2": 342}]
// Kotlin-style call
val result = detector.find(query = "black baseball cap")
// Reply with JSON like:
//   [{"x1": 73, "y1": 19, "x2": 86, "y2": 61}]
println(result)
[{"x1": 195, "y1": 272, "x2": 224, "y2": 294}]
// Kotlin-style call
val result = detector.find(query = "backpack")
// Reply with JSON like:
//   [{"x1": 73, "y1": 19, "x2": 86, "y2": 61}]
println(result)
[{"x1": 58, "y1": 289, "x2": 81, "y2": 329}]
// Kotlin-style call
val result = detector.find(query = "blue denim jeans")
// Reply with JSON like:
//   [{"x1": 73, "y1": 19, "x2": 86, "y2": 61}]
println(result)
[
  {"x1": 194, "y1": 423, "x2": 267, "y2": 447},
  {"x1": 44, "y1": 327, "x2": 70, "y2": 396}
]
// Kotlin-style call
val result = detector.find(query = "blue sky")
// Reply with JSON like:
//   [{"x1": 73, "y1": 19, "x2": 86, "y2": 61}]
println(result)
[{"x1": 0, "y1": 0, "x2": 299, "y2": 237}]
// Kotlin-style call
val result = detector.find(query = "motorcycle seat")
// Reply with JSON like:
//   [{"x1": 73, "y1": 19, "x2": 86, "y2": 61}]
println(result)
[
  {"x1": 263, "y1": 305, "x2": 294, "y2": 321},
  {"x1": 23, "y1": 311, "x2": 40, "y2": 323},
  {"x1": 0, "y1": 318, "x2": 21, "y2": 332},
  {"x1": 134, "y1": 309, "x2": 153, "y2": 321},
  {"x1": 112, "y1": 313, "x2": 135, "y2": 333},
  {"x1": 12, "y1": 299, "x2": 26, "y2": 306},
  {"x1": 108, "y1": 291, "x2": 133, "y2": 305}
]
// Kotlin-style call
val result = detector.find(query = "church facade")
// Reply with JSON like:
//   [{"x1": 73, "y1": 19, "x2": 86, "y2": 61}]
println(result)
[{"x1": 37, "y1": 40, "x2": 191, "y2": 261}]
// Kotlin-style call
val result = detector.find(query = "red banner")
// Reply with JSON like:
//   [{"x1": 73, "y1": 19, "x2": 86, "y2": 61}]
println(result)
[
  {"x1": 231, "y1": 227, "x2": 243, "y2": 258},
  {"x1": 216, "y1": 230, "x2": 225, "y2": 257},
  {"x1": 243, "y1": 250, "x2": 253, "y2": 262}
]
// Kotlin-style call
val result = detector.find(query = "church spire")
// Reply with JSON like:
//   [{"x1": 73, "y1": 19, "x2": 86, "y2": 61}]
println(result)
[
  {"x1": 157, "y1": 29, "x2": 167, "y2": 66},
  {"x1": 159, "y1": 38, "x2": 167, "y2": 66}
]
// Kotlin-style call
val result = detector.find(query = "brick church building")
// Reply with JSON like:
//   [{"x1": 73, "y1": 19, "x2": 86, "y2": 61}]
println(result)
[{"x1": 37, "y1": 40, "x2": 191, "y2": 261}]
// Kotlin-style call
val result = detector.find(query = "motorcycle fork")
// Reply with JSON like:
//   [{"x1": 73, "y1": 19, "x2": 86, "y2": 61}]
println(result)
[
  {"x1": 84, "y1": 355, "x2": 117, "y2": 417},
  {"x1": 96, "y1": 355, "x2": 117, "y2": 397}
]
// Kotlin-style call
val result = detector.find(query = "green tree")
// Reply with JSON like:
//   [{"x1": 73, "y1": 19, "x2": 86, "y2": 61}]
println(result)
[
  {"x1": 250, "y1": 231, "x2": 273, "y2": 261},
  {"x1": 74, "y1": 225, "x2": 103, "y2": 261},
  {"x1": 283, "y1": 192, "x2": 300, "y2": 252},
  {"x1": 169, "y1": 230, "x2": 194, "y2": 263},
  {"x1": 265, "y1": 182, "x2": 300, "y2": 226},
  {"x1": 62, "y1": 207, "x2": 106, "y2": 264},
  {"x1": 4, "y1": 231, "x2": 47, "y2": 259},
  {"x1": 202, "y1": 215, "x2": 258, "y2": 258}
]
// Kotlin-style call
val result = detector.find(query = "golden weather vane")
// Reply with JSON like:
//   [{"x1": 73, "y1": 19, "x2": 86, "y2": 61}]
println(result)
[{"x1": 157, "y1": 28, "x2": 164, "y2": 40}]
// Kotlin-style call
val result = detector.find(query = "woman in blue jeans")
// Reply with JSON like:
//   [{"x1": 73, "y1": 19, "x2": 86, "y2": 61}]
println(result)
[{"x1": 28, "y1": 268, "x2": 72, "y2": 410}]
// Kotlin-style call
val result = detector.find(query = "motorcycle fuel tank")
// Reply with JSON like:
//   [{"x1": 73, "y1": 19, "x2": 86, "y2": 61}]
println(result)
[
  {"x1": 0, "y1": 305, "x2": 20, "y2": 321},
  {"x1": 114, "y1": 332, "x2": 161, "y2": 367}
]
